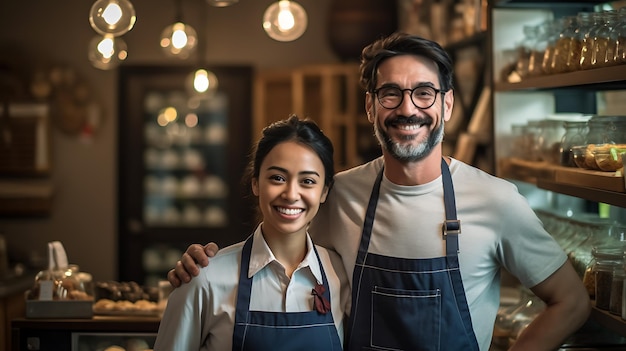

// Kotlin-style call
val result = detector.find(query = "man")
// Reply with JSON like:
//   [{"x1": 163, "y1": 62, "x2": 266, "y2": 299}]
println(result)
[{"x1": 169, "y1": 32, "x2": 590, "y2": 351}]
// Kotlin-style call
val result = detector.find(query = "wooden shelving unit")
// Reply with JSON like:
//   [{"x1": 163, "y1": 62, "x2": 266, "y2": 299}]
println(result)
[{"x1": 490, "y1": 0, "x2": 626, "y2": 342}]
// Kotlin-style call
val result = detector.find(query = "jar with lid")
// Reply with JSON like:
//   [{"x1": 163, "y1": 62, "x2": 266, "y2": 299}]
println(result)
[
  {"x1": 551, "y1": 16, "x2": 579, "y2": 73},
  {"x1": 592, "y1": 246, "x2": 624, "y2": 311},
  {"x1": 575, "y1": 215, "x2": 615, "y2": 298},
  {"x1": 560, "y1": 117, "x2": 590, "y2": 167},
  {"x1": 510, "y1": 124, "x2": 529, "y2": 159},
  {"x1": 537, "y1": 118, "x2": 565, "y2": 164},
  {"x1": 516, "y1": 24, "x2": 540, "y2": 79},
  {"x1": 570, "y1": 12, "x2": 593, "y2": 71},
  {"x1": 493, "y1": 286, "x2": 533, "y2": 348},
  {"x1": 541, "y1": 18, "x2": 562, "y2": 75},
  {"x1": 529, "y1": 21, "x2": 550, "y2": 76},
  {"x1": 611, "y1": 265, "x2": 625, "y2": 315},
  {"x1": 585, "y1": 115, "x2": 626, "y2": 145},
  {"x1": 580, "y1": 12, "x2": 603, "y2": 70},
  {"x1": 507, "y1": 290, "x2": 546, "y2": 347},
  {"x1": 614, "y1": 8, "x2": 626, "y2": 65},
  {"x1": 591, "y1": 10, "x2": 619, "y2": 68}
]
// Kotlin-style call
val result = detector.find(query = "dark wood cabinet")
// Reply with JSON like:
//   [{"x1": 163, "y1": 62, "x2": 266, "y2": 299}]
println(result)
[{"x1": 117, "y1": 65, "x2": 255, "y2": 285}]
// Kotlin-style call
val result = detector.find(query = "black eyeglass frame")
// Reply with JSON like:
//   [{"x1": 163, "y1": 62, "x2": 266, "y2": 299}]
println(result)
[{"x1": 371, "y1": 86, "x2": 447, "y2": 110}]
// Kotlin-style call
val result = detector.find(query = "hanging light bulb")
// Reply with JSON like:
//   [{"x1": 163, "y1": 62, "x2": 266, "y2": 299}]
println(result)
[
  {"x1": 160, "y1": 22, "x2": 198, "y2": 59},
  {"x1": 88, "y1": 34, "x2": 128, "y2": 70},
  {"x1": 263, "y1": 0, "x2": 307, "y2": 42},
  {"x1": 186, "y1": 68, "x2": 219, "y2": 97},
  {"x1": 89, "y1": 0, "x2": 136, "y2": 37},
  {"x1": 206, "y1": 0, "x2": 239, "y2": 7},
  {"x1": 160, "y1": 0, "x2": 198, "y2": 59}
]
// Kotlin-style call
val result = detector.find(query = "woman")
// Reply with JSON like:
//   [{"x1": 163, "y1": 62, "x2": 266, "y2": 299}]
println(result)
[{"x1": 153, "y1": 115, "x2": 349, "y2": 351}]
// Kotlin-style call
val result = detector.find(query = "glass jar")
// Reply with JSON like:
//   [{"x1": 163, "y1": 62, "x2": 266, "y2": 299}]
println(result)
[
  {"x1": 552, "y1": 16, "x2": 578, "y2": 73},
  {"x1": 508, "y1": 291, "x2": 546, "y2": 347},
  {"x1": 537, "y1": 118, "x2": 565, "y2": 164},
  {"x1": 586, "y1": 115, "x2": 626, "y2": 145},
  {"x1": 611, "y1": 266, "x2": 625, "y2": 315},
  {"x1": 541, "y1": 18, "x2": 562, "y2": 75},
  {"x1": 580, "y1": 12, "x2": 603, "y2": 70},
  {"x1": 592, "y1": 246, "x2": 624, "y2": 311},
  {"x1": 560, "y1": 118, "x2": 590, "y2": 167},
  {"x1": 510, "y1": 124, "x2": 528, "y2": 159},
  {"x1": 592, "y1": 10, "x2": 619, "y2": 68},
  {"x1": 493, "y1": 287, "x2": 533, "y2": 348},
  {"x1": 614, "y1": 8, "x2": 626, "y2": 65},
  {"x1": 529, "y1": 21, "x2": 550, "y2": 76},
  {"x1": 516, "y1": 25, "x2": 539, "y2": 79},
  {"x1": 571, "y1": 12, "x2": 593, "y2": 71}
]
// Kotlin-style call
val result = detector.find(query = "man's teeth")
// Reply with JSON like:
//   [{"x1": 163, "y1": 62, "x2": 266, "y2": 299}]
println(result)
[
  {"x1": 277, "y1": 207, "x2": 303, "y2": 215},
  {"x1": 397, "y1": 124, "x2": 422, "y2": 130}
]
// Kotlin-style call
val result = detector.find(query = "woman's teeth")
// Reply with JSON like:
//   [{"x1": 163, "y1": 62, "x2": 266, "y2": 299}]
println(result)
[{"x1": 276, "y1": 207, "x2": 303, "y2": 215}]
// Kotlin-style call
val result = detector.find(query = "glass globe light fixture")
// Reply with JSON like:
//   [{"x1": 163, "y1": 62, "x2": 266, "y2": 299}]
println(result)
[
  {"x1": 263, "y1": 0, "x2": 307, "y2": 42},
  {"x1": 207, "y1": 0, "x2": 239, "y2": 7},
  {"x1": 89, "y1": 0, "x2": 136, "y2": 37},
  {"x1": 186, "y1": 68, "x2": 219, "y2": 97},
  {"x1": 160, "y1": 22, "x2": 198, "y2": 59},
  {"x1": 88, "y1": 34, "x2": 128, "y2": 70}
]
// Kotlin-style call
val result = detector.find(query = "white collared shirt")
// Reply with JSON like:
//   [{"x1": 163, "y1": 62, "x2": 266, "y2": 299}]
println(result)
[{"x1": 154, "y1": 224, "x2": 349, "y2": 351}]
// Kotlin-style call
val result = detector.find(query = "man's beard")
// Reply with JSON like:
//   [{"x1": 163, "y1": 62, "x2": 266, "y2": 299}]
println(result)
[{"x1": 374, "y1": 116, "x2": 444, "y2": 162}]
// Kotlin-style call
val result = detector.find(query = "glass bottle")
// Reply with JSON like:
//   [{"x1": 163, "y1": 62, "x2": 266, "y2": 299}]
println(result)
[{"x1": 560, "y1": 119, "x2": 589, "y2": 167}]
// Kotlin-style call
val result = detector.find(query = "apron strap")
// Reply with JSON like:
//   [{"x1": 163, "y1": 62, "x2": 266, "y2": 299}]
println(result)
[{"x1": 441, "y1": 158, "x2": 461, "y2": 257}]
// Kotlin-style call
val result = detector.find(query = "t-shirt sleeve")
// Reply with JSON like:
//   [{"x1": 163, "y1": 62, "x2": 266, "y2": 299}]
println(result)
[{"x1": 496, "y1": 187, "x2": 568, "y2": 288}]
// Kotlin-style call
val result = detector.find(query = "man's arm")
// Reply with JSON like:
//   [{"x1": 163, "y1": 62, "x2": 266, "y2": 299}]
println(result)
[
  {"x1": 167, "y1": 243, "x2": 219, "y2": 287},
  {"x1": 509, "y1": 261, "x2": 591, "y2": 351}
]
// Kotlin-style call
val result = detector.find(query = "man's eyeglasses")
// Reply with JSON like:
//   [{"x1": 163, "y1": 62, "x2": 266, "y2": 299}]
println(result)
[{"x1": 372, "y1": 86, "x2": 446, "y2": 110}]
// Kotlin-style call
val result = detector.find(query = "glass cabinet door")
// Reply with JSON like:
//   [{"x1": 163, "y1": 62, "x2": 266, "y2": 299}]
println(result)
[
  {"x1": 143, "y1": 91, "x2": 230, "y2": 228},
  {"x1": 118, "y1": 65, "x2": 255, "y2": 285}
]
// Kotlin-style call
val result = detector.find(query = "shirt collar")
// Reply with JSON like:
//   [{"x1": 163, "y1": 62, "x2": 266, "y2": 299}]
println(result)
[{"x1": 248, "y1": 224, "x2": 324, "y2": 284}]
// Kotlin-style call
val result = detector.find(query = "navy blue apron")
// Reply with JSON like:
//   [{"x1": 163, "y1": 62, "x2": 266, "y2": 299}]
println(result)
[
  {"x1": 346, "y1": 158, "x2": 479, "y2": 351},
  {"x1": 232, "y1": 235, "x2": 343, "y2": 351}
]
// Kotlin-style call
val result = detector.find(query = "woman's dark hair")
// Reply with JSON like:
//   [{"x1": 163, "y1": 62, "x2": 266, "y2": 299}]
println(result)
[
  {"x1": 359, "y1": 32, "x2": 454, "y2": 93},
  {"x1": 245, "y1": 115, "x2": 335, "y2": 191}
]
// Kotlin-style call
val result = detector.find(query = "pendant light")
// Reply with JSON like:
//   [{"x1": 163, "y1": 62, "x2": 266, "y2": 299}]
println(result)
[
  {"x1": 89, "y1": 0, "x2": 136, "y2": 37},
  {"x1": 186, "y1": 5, "x2": 218, "y2": 99},
  {"x1": 206, "y1": 0, "x2": 239, "y2": 7},
  {"x1": 263, "y1": 0, "x2": 308, "y2": 42},
  {"x1": 87, "y1": 34, "x2": 128, "y2": 70},
  {"x1": 160, "y1": 0, "x2": 198, "y2": 59}
]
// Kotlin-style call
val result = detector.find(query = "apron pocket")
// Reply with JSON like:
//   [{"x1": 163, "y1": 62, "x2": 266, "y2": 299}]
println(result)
[{"x1": 370, "y1": 287, "x2": 441, "y2": 351}]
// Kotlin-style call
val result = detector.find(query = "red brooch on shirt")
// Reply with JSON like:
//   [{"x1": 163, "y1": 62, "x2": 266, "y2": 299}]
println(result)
[{"x1": 312, "y1": 283, "x2": 331, "y2": 314}]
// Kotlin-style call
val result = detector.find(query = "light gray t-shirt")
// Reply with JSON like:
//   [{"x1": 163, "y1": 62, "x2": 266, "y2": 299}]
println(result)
[{"x1": 309, "y1": 157, "x2": 567, "y2": 351}]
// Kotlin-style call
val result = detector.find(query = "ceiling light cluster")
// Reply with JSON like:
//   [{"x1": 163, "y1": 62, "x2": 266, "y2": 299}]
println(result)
[{"x1": 87, "y1": 0, "x2": 308, "y2": 71}]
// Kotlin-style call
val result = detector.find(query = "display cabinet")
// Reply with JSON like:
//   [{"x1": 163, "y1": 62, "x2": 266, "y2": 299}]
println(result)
[
  {"x1": 488, "y1": 0, "x2": 626, "y2": 340},
  {"x1": 117, "y1": 65, "x2": 255, "y2": 286},
  {"x1": 11, "y1": 316, "x2": 159, "y2": 351}
]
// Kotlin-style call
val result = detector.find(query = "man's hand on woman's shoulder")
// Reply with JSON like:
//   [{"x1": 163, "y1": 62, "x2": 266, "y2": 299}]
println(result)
[{"x1": 167, "y1": 242, "x2": 220, "y2": 287}]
